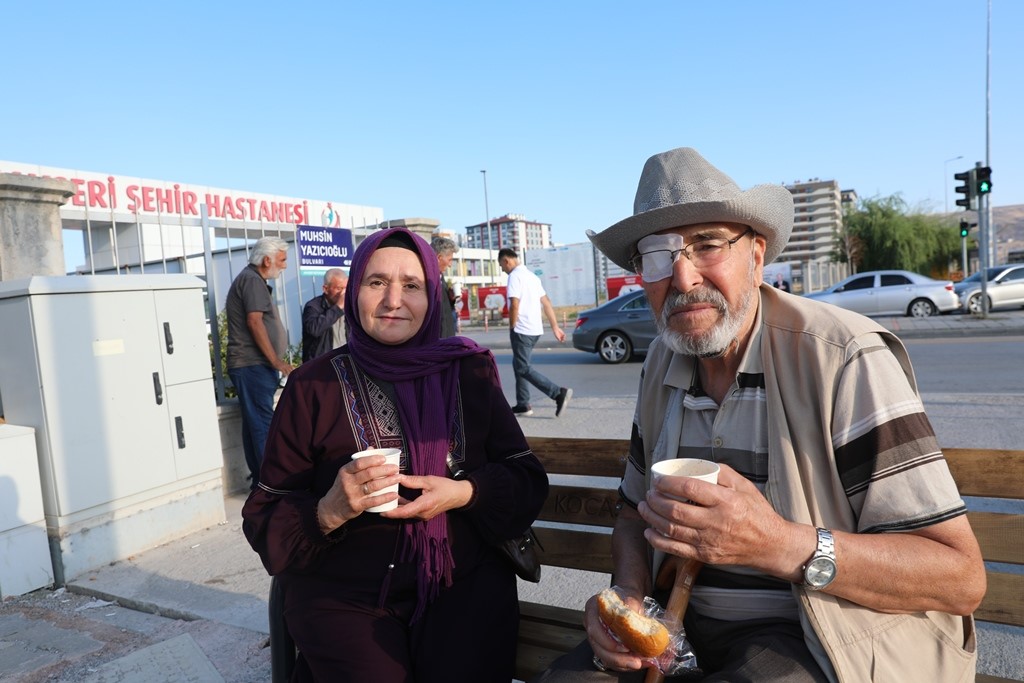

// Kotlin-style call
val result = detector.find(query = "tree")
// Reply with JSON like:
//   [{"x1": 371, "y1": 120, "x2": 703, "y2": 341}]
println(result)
[{"x1": 836, "y1": 194, "x2": 961, "y2": 274}]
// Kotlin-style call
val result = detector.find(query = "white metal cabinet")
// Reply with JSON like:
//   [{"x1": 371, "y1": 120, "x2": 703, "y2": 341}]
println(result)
[
  {"x1": 27, "y1": 287, "x2": 177, "y2": 512},
  {"x1": 165, "y1": 378, "x2": 223, "y2": 480},
  {"x1": 0, "y1": 275, "x2": 224, "y2": 582},
  {"x1": 153, "y1": 287, "x2": 213, "y2": 386}
]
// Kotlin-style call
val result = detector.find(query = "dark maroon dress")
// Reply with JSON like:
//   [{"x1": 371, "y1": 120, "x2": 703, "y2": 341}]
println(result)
[{"x1": 243, "y1": 348, "x2": 547, "y2": 682}]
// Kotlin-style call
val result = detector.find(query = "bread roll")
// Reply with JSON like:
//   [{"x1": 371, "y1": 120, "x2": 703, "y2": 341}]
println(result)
[{"x1": 596, "y1": 588, "x2": 670, "y2": 657}]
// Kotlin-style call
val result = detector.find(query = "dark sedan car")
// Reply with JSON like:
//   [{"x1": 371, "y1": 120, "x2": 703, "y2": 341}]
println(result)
[{"x1": 572, "y1": 290, "x2": 658, "y2": 363}]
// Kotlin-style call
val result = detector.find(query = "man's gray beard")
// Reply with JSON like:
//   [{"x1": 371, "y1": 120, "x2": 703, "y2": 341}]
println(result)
[{"x1": 656, "y1": 282, "x2": 755, "y2": 357}]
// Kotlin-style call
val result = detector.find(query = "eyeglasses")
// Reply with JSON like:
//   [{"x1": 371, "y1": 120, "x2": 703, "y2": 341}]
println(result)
[{"x1": 630, "y1": 229, "x2": 754, "y2": 282}]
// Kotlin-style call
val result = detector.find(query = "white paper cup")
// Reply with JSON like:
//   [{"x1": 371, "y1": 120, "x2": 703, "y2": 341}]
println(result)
[
  {"x1": 351, "y1": 448, "x2": 402, "y2": 512},
  {"x1": 650, "y1": 458, "x2": 720, "y2": 502}
]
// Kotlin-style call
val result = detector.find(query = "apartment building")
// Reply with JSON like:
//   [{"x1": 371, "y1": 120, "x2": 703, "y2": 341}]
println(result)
[
  {"x1": 464, "y1": 213, "x2": 552, "y2": 256},
  {"x1": 779, "y1": 178, "x2": 843, "y2": 263}
]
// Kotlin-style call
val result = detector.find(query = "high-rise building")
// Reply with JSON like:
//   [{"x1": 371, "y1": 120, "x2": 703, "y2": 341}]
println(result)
[
  {"x1": 780, "y1": 179, "x2": 843, "y2": 263},
  {"x1": 465, "y1": 213, "x2": 552, "y2": 255},
  {"x1": 840, "y1": 188, "x2": 859, "y2": 209}
]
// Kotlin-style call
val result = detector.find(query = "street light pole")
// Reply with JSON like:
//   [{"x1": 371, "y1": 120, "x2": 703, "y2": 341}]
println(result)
[
  {"x1": 480, "y1": 169, "x2": 494, "y2": 285},
  {"x1": 944, "y1": 155, "x2": 963, "y2": 214},
  {"x1": 984, "y1": 0, "x2": 994, "y2": 268}
]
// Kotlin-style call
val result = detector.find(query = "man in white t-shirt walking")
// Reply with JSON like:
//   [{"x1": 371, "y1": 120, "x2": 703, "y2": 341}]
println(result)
[{"x1": 498, "y1": 248, "x2": 573, "y2": 417}]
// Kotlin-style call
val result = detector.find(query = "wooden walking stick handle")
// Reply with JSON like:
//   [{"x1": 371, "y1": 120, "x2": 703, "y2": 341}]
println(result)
[{"x1": 643, "y1": 557, "x2": 704, "y2": 683}]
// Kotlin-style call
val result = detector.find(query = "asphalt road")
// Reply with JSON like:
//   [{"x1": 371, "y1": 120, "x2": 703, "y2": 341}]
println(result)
[{"x1": 487, "y1": 334, "x2": 1024, "y2": 451}]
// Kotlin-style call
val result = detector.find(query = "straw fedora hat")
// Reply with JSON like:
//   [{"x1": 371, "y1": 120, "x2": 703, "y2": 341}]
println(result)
[{"x1": 588, "y1": 147, "x2": 794, "y2": 271}]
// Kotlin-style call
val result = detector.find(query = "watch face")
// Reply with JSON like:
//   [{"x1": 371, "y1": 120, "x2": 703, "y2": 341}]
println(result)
[{"x1": 806, "y1": 557, "x2": 837, "y2": 587}]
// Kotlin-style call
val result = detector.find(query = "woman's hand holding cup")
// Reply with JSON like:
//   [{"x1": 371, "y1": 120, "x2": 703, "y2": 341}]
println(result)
[{"x1": 317, "y1": 448, "x2": 402, "y2": 532}]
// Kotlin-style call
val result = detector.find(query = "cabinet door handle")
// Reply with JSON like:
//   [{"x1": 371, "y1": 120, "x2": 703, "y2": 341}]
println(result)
[
  {"x1": 153, "y1": 372, "x2": 163, "y2": 405},
  {"x1": 175, "y1": 416, "x2": 186, "y2": 448},
  {"x1": 163, "y1": 322, "x2": 174, "y2": 354}
]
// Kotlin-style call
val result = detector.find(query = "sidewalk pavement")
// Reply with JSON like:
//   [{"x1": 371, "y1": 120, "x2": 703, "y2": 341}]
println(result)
[
  {"x1": 1, "y1": 495, "x2": 272, "y2": 683},
  {"x1": 2, "y1": 312, "x2": 1022, "y2": 682}
]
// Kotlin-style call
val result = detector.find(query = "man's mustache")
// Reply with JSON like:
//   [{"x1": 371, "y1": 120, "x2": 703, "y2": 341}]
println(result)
[{"x1": 659, "y1": 287, "x2": 728, "y2": 326}]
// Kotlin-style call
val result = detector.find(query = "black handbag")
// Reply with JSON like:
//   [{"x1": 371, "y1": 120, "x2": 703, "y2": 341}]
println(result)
[
  {"x1": 446, "y1": 454, "x2": 543, "y2": 582},
  {"x1": 498, "y1": 526, "x2": 543, "y2": 582}
]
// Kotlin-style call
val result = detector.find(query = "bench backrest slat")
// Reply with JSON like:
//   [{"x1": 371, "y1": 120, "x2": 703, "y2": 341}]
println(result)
[
  {"x1": 533, "y1": 442, "x2": 1021, "y2": 498},
  {"x1": 533, "y1": 527, "x2": 614, "y2": 574},
  {"x1": 530, "y1": 437, "x2": 628, "y2": 476},
  {"x1": 517, "y1": 615, "x2": 588, "y2": 651},
  {"x1": 966, "y1": 512, "x2": 1024, "y2": 566},
  {"x1": 976, "y1": 572, "x2": 1024, "y2": 628},
  {"x1": 945, "y1": 448, "x2": 1024, "y2": 500},
  {"x1": 540, "y1": 485, "x2": 620, "y2": 528}
]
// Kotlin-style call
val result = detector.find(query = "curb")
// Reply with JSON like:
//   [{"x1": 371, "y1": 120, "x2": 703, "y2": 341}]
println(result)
[{"x1": 68, "y1": 582, "x2": 203, "y2": 623}]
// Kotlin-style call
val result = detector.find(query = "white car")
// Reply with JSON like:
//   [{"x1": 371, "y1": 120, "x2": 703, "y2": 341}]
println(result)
[
  {"x1": 955, "y1": 264, "x2": 1024, "y2": 314},
  {"x1": 805, "y1": 270, "x2": 959, "y2": 318}
]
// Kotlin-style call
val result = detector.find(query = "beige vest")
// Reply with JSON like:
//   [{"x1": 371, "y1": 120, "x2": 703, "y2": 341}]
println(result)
[{"x1": 636, "y1": 285, "x2": 976, "y2": 683}]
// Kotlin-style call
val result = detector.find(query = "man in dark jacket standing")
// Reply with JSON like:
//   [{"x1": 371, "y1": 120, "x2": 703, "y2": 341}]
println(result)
[
  {"x1": 431, "y1": 236, "x2": 459, "y2": 337},
  {"x1": 301, "y1": 268, "x2": 348, "y2": 362}
]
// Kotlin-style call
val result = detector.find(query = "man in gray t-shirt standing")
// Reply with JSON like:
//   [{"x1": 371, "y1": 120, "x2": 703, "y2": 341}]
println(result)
[{"x1": 226, "y1": 236, "x2": 293, "y2": 489}]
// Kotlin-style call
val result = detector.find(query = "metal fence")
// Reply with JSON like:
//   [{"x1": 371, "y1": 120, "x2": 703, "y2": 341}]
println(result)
[{"x1": 64, "y1": 207, "x2": 337, "y2": 404}]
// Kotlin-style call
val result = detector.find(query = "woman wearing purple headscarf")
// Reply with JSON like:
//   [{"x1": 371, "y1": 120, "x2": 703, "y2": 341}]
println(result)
[{"x1": 242, "y1": 228, "x2": 548, "y2": 682}]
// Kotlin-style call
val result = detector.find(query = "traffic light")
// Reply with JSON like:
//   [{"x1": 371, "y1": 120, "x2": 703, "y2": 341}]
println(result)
[
  {"x1": 976, "y1": 166, "x2": 992, "y2": 195},
  {"x1": 959, "y1": 220, "x2": 970, "y2": 238},
  {"x1": 954, "y1": 169, "x2": 976, "y2": 210}
]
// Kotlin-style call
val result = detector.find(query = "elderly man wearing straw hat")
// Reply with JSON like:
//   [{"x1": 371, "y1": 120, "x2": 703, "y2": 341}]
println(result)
[{"x1": 533, "y1": 148, "x2": 984, "y2": 683}]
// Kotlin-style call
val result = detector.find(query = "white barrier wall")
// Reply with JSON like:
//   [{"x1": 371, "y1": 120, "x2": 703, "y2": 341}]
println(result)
[{"x1": 0, "y1": 424, "x2": 54, "y2": 597}]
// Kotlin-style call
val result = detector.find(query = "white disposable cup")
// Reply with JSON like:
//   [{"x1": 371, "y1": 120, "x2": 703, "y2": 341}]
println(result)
[
  {"x1": 351, "y1": 448, "x2": 402, "y2": 512},
  {"x1": 650, "y1": 458, "x2": 720, "y2": 502}
]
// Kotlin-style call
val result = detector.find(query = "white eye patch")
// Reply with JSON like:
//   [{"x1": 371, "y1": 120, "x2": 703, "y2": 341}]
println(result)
[
  {"x1": 637, "y1": 233, "x2": 686, "y2": 252},
  {"x1": 634, "y1": 233, "x2": 688, "y2": 282}
]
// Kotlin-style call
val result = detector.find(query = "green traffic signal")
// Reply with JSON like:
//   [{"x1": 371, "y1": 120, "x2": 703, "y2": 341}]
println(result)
[
  {"x1": 976, "y1": 166, "x2": 992, "y2": 195},
  {"x1": 959, "y1": 222, "x2": 969, "y2": 238}
]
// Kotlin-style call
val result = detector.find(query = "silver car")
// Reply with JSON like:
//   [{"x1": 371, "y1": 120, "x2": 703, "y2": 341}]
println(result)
[
  {"x1": 572, "y1": 290, "x2": 658, "y2": 364},
  {"x1": 955, "y1": 264, "x2": 1024, "y2": 313},
  {"x1": 804, "y1": 270, "x2": 959, "y2": 318}
]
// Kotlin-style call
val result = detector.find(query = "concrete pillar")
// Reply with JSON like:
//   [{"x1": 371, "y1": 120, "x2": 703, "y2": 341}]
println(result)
[{"x1": 0, "y1": 174, "x2": 75, "y2": 280}]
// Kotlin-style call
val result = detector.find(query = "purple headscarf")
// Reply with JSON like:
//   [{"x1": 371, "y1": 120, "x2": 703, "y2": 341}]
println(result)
[{"x1": 344, "y1": 227, "x2": 490, "y2": 620}]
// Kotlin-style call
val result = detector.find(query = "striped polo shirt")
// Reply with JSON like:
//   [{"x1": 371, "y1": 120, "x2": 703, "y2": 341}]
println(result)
[{"x1": 619, "y1": 306, "x2": 961, "y2": 622}]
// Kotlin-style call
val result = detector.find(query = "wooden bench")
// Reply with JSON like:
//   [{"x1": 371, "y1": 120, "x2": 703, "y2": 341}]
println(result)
[{"x1": 269, "y1": 440, "x2": 1024, "y2": 683}]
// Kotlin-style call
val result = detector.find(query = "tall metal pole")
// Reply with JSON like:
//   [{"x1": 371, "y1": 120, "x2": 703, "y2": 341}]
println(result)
[
  {"x1": 972, "y1": 1, "x2": 993, "y2": 316},
  {"x1": 944, "y1": 155, "x2": 963, "y2": 213},
  {"x1": 958, "y1": 233, "x2": 966, "y2": 278},
  {"x1": 480, "y1": 170, "x2": 494, "y2": 285},
  {"x1": 985, "y1": 0, "x2": 994, "y2": 267}
]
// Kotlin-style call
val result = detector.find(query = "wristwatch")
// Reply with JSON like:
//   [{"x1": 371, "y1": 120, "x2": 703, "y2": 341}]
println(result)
[{"x1": 802, "y1": 527, "x2": 837, "y2": 590}]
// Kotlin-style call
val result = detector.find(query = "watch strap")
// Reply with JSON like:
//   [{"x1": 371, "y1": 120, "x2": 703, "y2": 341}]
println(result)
[{"x1": 802, "y1": 527, "x2": 837, "y2": 590}]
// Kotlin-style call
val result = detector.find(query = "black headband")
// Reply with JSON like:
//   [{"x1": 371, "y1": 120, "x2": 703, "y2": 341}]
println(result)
[{"x1": 378, "y1": 232, "x2": 418, "y2": 252}]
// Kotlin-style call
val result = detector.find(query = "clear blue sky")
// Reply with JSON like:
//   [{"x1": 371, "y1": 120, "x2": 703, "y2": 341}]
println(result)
[{"x1": 4, "y1": 1, "x2": 1021, "y2": 247}]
